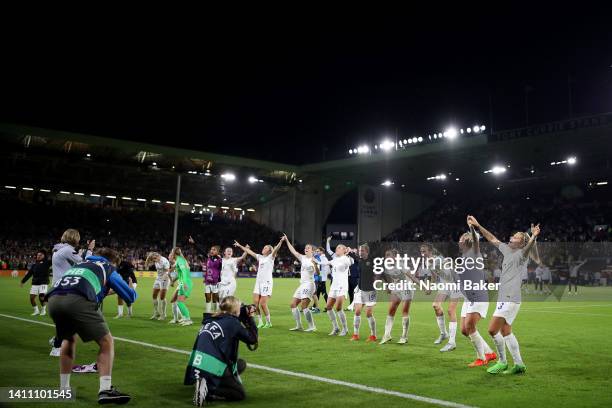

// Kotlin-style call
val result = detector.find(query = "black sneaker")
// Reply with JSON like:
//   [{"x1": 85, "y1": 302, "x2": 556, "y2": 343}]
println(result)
[
  {"x1": 193, "y1": 377, "x2": 208, "y2": 406},
  {"x1": 98, "y1": 386, "x2": 131, "y2": 404}
]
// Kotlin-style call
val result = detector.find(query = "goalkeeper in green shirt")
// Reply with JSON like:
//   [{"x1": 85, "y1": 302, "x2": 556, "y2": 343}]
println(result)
[{"x1": 169, "y1": 247, "x2": 194, "y2": 326}]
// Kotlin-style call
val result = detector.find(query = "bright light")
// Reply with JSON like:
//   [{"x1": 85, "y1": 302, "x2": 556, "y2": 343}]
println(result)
[
  {"x1": 248, "y1": 176, "x2": 259, "y2": 183},
  {"x1": 152, "y1": 162, "x2": 157, "y2": 166},
  {"x1": 460, "y1": 129, "x2": 464, "y2": 134},
  {"x1": 445, "y1": 127, "x2": 458, "y2": 139},
  {"x1": 74, "y1": 192, "x2": 84, "y2": 196},
  {"x1": 403, "y1": 139, "x2": 408, "y2": 144},
  {"x1": 480, "y1": 125, "x2": 486, "y2": 131},
  {"x1": 473, "y1": 126, "x2": 480, "y2": 133},
  {"x1": 152, "y1": 199, "x2": 161, "y2": 203},
  {"x1": 246, "y1": 208, "x2": 255, "y2": 212},
  {"x1": 122, "y1": 197, "x2": 132, "y2": 200},
  {"x1": 433, "y1": 134, "x2": 437, "y2": 139},
  {"x1": 86, "y1": 153, "x2": 91, "y2": 157},
  {"x1": 221, "y1": 173, "x2": 236, "y2": 181},
  {"x1": 90, "y1": 193, "x2": 100, "y2": 197},
  {"x1": 180, "y1": 202, "x2": 190, "y2": 206},
  {"x1": 166, "y1": 201, "x2": 175, "y2": 204},
  {"x1": 379, "y1": 140, "x2": 395, "y2": 151},
  {"x1": 412, "y1": 137, "x2": 418, "y2": 143},
  {"x1": 427, "y1": 174, "x2": 447, "y2": 181},
  {"x1": 567, "y1": 156, "x2": 577, "y2": 165},
  {"x1": 234, "y1": 207, "x2": 242, "y2": 211},
  {"x1": 40, "y1": 189, "x2": 51, "y2": 193},
  {"x1": 348, "y1": 149, "x2": 353, "y2": 154},
  {"x1": 136, "y1": 198, "x2": 146, "y2": 202},
  {"x1": 417, "y1": 136, "x2": 423, "y2": 142},
  {"x1": 381, "y1": 180, "x2": 394, "y2": 187},
  {"x1": 208, "y1": 205, "x2": 217, "y2": 208},
  {"x1": 106, "y1": 195, "x2": 116, "y2": 199},
  {"x1": 60, "y1": 191, "x2": 71, "y2": 194},
  {"x1": 22, "y1": 187, "x2": 34, "y2": 191},
  {"x1": 221, "y1": 206, "x2": 230, "y2": 210},
  {"x1": 484, "y1": 166, "x2": 507, "y2": 175},
  {"x1": 596, "y1": 181, "x2": 608, "y2": 186},
  {"x1": 467, "y1": 128, "x2": 472, "y2": 133},
  {"x1": 407, "y1": 138, "x2": 413, "y2": 144}
]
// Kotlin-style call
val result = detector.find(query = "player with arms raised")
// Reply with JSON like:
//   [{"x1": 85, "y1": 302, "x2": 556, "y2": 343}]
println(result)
[{"x1": 283, "y1": 234, "x2": 318, "y2": 332}]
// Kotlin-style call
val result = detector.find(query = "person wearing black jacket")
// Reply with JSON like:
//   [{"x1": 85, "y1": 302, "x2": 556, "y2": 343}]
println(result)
[
  {"x1": 114, "y1": 260, "x2": 138, "y2": 318},
  {"x1": 20, "y1": 250, "x2": 51, "y2": 316},
  {"x1": 185, "y1": 296, "x2": 258, "y2": 405},
  {"x1": 349, "y1": 245, "x2": 378, "y2": 342}
]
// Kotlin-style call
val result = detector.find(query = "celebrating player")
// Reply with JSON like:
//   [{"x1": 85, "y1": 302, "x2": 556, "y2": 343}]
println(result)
[
  {"x1": 283, "y1": 234, "x2": 318, "y2": 332},
  {"x1": 320, "y1": 240, "x2": 353, "y2": 336},
  {"x1": 145, "y1": 252, "x2": 171, "y2": 320},
  {"x1": 459, "y1": 217, "x2": 497, "y2": 367},
  {"x1": 169, "y1": 247, "x2": 194, "y2": 326},
  {"x1": 421, "y1": 243, "x2": 462, "y2": 352},
  {"x1": 468, "y1": 216, "x2": 541, "y2": 375},
  {"x1": 234, "y1": 238, "x2": 283, "y2": 328},
  {"x1": 21, "y1": 249, "x2": 51, "y2": 316},
  {"x1": 219, "y1": 246, "x2": 248, "y2": 300},
  {"x1": 380, "y1": 248, "x2": 419, "y2": 345},
  {"x1": 350, "y1": 244, "x2": 378, "y2": 342}
]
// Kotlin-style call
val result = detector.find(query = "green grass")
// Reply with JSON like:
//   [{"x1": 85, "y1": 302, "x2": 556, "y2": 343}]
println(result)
[{"x1": 1, "y1": 277, "x2": 612, "y2": 407}]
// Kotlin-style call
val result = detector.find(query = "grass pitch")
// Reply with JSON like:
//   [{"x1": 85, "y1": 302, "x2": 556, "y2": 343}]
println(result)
[{"x1": 1, "y1": 276, "x2": 611, "y2": 407}]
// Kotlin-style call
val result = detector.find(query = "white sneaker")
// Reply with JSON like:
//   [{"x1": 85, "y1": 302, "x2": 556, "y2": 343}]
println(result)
[
  {"x1": 168, "y1": 319, "x2": 178, "y2": 324},
  {"x1": 379, "y1": 335, "x2": 392, "y2": 345},
  {"x1": 157, "y1": 315, "x2": 166, "y2": 321},
  {"x1": 50, "y1": 347, "x2": 61, "y2": 357},
  {"x1": 440, "y1": 342, "x2": 456, "y2": 352},
  {"x1": 397, "y1": 337, "x2": 407, "y2": 345},
  {"x1": 338, "y1": 329, "x2": 348, "y2": 336},
  {"x1": 150, "y1": 313, "x2": 159, "y2": 320},
  {"x1": 328, "y1": 328, "x2": 340, "y2": 336},
  {"x1": 31, "y1": 309, "x2": 40, "y2": 316},
  {"x1": 180, "y1": 319, "x2": 193, "y2": 326},
  {"x1": 434, "y1": 332, "x2": 448, "y2": 344},
  {"x1": 40, "y1": 308, "x2": 47, "y2": 316},
  {"x1": 289, "y1": 326, "x2": 303, "y2": 331},
  {"x1": 113, "y1": 314, "x2": 123, "y2": 319},
  {"x1": 304, "y1": 326, "x2": 317, "y2": 332}
]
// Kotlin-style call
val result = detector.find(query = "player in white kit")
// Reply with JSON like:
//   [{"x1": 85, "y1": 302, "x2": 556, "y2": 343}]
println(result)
[
  {"x1": 283, "y1": 235, "x2": 318, "y2": 332},
  {"x1": 234, "y1": 238, "x2": 283, "y2": 328},
  {"x1": 218, "y1": 246, "x2": 248, "y2": 300},
  {"x1": 320, "y1": 242, "x2": 353, "y2": 336},
  {"x1": 379, "y1": 248, "x2": 419, "y2": 345},
  {"x1": 146, "y1": 252, "x2": 171, "y2": 320},
  {"x1": 420, "y1": 243, "x2": 463, "y2": 352},
  {"x1": 469, "y1": 217, "x2": 541, "y2": 375}
]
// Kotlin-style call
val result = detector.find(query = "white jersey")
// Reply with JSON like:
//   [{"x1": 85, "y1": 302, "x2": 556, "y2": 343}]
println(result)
[
  {"x1": 255, "y1": 254, "x2": 274, "y2": 282},
  {"x1": 498, "y1": 243, "x2": 529, "y2": 302},
  {"x1": 298, "y1": 255, "x2": 317, "y2": 284},
  {"x1": 329, "y1": 255, "x2": 353, "y2": 285},
  {"x1": 155, "y1": 257, "x2": 171, "y2": 281},
  {"x1": 221, "y1": 257, "x2": 239, "y2": 283}
]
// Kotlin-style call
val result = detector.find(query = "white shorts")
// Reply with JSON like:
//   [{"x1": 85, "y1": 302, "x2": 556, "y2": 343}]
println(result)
[
  {"x1": 329, "y1": 281, "x2": 348, "y2": 299},
  {"x1": 353, "y1": 288, "x2": 377, "y2": 306},
  {"x1": 205, "y1": 283, "x2": 219, "y2": 294},
  {"x1": 218, "y1": 281, "x2": 236, "y2": 299},
  {"x1": 30, "y1": 284, "x2": 48, "y2": 295},
  {"x1": 437, "y1": 289, "x2": 463, "y2": 299},
  {"x1": 253, "y1": 279, "x2": 273, "y2": 297},
  {"x1": 292, "y1": 282, "x2": 316, "y2": 300},
  {"x1": 390, "y1": 289, "x2": 413, "y2": 302},
  {"x1": 492, "y1": 301, "x2": 521, "y2": 325},
  {"x1": 461, "y1": 300, "x2": 489, "y2": 318},
  {"x1": 153, "y1": 279, "x2": 170, "y2": 290}
]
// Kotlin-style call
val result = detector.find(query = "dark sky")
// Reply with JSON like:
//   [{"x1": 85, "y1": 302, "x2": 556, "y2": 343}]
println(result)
[{"x1": 1, "y1": 12, "x2": 611, "y2": 164}]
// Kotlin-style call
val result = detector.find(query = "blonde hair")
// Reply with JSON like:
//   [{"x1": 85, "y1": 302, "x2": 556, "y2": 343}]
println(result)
[
  {"x1": 145, "y1": 252, "x2": 160, "y2": 269},
  {"x1": 61, "y1": 229, "x2": 80, "y2": 247},
  {"x1": 170, "y1": 247, "x2": 189, "y2": 269},
  {"x1": 515, "y1": 231, "x2": 541, "y2": 263},
  {"x1": 214, "y1": 296, "x2": 241, "y2": 317},
  {"x1": 459, "y1": 232, "x2": 473, "y2": 248}
]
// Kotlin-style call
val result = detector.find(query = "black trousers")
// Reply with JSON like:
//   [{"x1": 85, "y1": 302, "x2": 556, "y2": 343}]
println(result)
[
  {"x1": 213, "y1": 359, "x2": 247, "y2": 401},
  {"x1": 316, "y1": 281, "x2": 328, "y2": 303}
]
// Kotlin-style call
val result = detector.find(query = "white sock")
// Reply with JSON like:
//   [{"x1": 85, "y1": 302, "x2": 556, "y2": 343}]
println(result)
[
  {"x1": 172, "y1": 303, "x2": 179, "y2": 320},
  {"x1": 327, "y1": 309, "x2": 338, "y2": 330},
  {"x1": 479, "y1": 332, "x2": 493, "y2": 354},
  {"x1": 448, "y1": 321, "x2": 457, "y2": 344},
  {"x1": 212, "y1": 302, "x2": 218, "y2": 312},
  {"x1": 60, "y1": 373, "x2": 70, "y2": 389},
  {"x1": 153, "y1": 299, "x2": 159, "y2": 314},
  {"x1": 492, "y1": 333, "x2": 507, "y2": 363},
  {"x1": 205, "y1": 302, "x2": 211, "y2": 313},
  {"x1": 353, "y1": 315, "x2": 361, "y2": 334},
  {"x1": 41, "y1": 305, "x2": 46, "y2": 312},
  {"x1": 436, "y1": 314, "x2": 447, "y2": 335},
  {"x1": 401, "y1": 316, "x2": 410, "y2": 339},
  {"x1": 303, "y1": 308, "x2": 315, "y2": 328},
  {"x1": 337, "y1": 310, "x2": 348, "y2": 332},
  {"x1": 384, "y1": 315, "x2": 394, "y2": 338},
  {"x1": 117, "y1": 305, "x2": 124, "y2": 315},
  {"x1": 504, "y1": 333, "x2": 524, "y2": 365},
  {"x1": 367, "y1": 316, "x2": 376, "y2": 337},
  {"x1": 265, "y1": 314, "x2": 271, "y2": 324},
  {"x1": 468, "y1": 331, "x2": 485, "y2": 360},
  {"x1": 99, "y1": 375, "x2": 112, "y2": 392},
  {"x1": 291, "y1": 307, "x2": 303, "y2": 328},
  {"x1": 258, "y1": 314, "x2": 263, "y2": 325},
  {"x1": 127, "y1": 305, "x2": 132, "y2": 316},
  {"x1": 33, "y1": 305, "x2": 39, "y2": 312},
  {"x1": 160, "y1": 299, "x2": 167, "y2": 316}
]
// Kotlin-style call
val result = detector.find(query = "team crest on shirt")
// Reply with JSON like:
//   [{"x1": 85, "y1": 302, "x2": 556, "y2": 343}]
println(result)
[{"x1": 201, "y1": 321, "x2": 225, "y2": 340}]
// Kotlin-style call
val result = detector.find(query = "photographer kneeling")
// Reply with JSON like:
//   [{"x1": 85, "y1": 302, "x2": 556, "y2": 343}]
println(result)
[{"x1": 184, "y1": 296, "x2": 258, "y2": 406}]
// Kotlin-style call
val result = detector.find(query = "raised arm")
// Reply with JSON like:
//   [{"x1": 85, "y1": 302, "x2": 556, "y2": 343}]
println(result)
[
  {"x1": 282, "y1": 234, "x2": 301, "y2": 260},
  {"x1": 325, "y1": 236, "x2": 334, "y2": 257},
  {"x1": 237, "y1": 246, "x2": 249, "y2": 263},
  {"x1": 234, "y1": 240, "x2": 258, "y2": 259},
  {"x1": 271, "y1": 237, "x2": 284, "y2": 258},
  {"x1": 467, "y1": 215, "x2": 498, "y2": 249},
  {"x1": 522, "y1": 224, "x2": 540, "y2": 259}
]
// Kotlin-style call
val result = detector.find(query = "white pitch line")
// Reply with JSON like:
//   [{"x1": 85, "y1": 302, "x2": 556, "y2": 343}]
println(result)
[
  {"x1": 519, "y1": 310, "x2": 612, "y2": 317},
  {"x1": 0, "y1": 313, "x2": 475, "y2": 408},
  {"x1": 520, "y1": 304, "x2": 611, "y2": 311}
]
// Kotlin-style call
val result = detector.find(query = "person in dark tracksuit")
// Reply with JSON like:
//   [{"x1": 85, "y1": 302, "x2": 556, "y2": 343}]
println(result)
[
  {"x1": 114, "y1": 260, "x2": 137, "y2": 318},
  {"x1": 46, "y1": 248, "x2": 137, "y2": 404},
  {"x1": 185, "y1": 296, "x2": 258, "y2": 406},
  {"x1": 20, "y1": 249, "x2": 51, "y2": 316}
]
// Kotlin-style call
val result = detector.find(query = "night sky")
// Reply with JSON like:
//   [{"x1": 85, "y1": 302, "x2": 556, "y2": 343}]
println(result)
[{"x1": 1, "y1": 12, "x2": 611, "y2": 164}]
